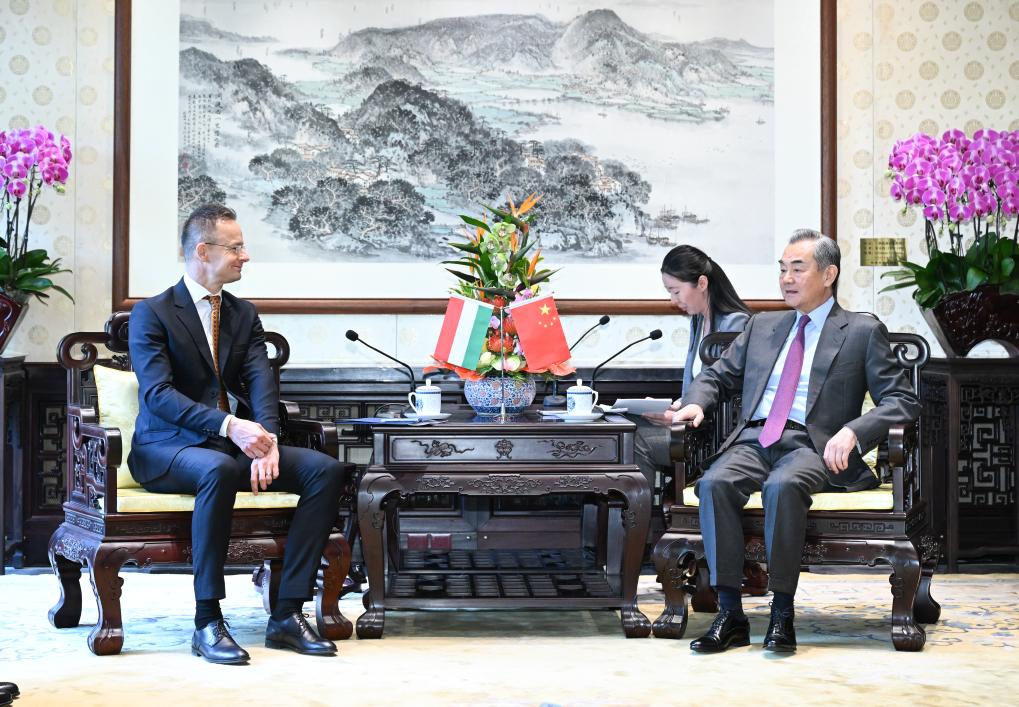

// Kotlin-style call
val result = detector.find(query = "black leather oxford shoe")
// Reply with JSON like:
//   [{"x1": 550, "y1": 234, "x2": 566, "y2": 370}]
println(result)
[
  {"x1": 265, "y1": 613, "x2": 337, "y2": 656},
  {"x1": 0, "y1": 682, "x2": 17, "y2": 698},
  {"x1": 763, "y1": 606, "x2": 797, "y2": 652},
  {"x1": 191, "y1": 619, "x2": 250, "y2": 665},
  {"x1": 0, "y1": 691, "x2": 11, "y2": 706},
  {"x1": 689, "y1": 608, "x2": 751, "y2": 653}
]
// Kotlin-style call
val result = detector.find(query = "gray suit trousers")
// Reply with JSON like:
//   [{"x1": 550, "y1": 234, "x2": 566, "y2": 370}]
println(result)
[{"x1": 695, "y1": 426, "x2": 828, "y2": 595}]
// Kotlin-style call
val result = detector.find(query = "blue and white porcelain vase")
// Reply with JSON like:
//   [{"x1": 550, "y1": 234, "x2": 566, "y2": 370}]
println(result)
[{"x1": 463, "y1": 376, "x2": 536, "y2": 416}]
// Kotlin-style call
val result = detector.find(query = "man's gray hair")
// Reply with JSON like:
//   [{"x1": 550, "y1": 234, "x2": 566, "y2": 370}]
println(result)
[
  {"x1": 789, "y1": 228, "x2": 840, "y2": 294},
  {"x1": 181, "y1": 203, "x2": 237, "y2": 261}
]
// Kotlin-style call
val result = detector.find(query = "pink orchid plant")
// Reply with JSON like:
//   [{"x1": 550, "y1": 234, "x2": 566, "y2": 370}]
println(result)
[
  {"x1": 882, "y1": 129, "x2": 1019, "y2": 308},
  {"x1": 1, "y1": 125, "x2": 74, "y2": 303}
]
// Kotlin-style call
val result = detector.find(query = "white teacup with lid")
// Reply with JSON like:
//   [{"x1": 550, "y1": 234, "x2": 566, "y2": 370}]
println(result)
[
  {"x1": 408, "y1": 378, "x2": 442, "y2": 415},
  {"x1": 566, "y1": 378, "x2": 599, "y2": 415}
]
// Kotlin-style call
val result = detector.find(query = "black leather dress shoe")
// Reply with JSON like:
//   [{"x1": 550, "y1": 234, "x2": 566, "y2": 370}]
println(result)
[
  {"x1": 763, "y1": 606, "x2": 797, "y2": 652},
  {"x1": 265, "y1": 613, "x2": 337, "y2": 656},
  {"x1": 0, "y1": 682, "x2": 17, "y2": 698},
  {"x1": 689, "y1": 609, "x2": 751, "y2": 653},
  {"x1": 191, "y1": 619, "x2": 250, "y2": 665},
  {"x1": 0, "y1": 691, "x2": 11, "y2": 706}
]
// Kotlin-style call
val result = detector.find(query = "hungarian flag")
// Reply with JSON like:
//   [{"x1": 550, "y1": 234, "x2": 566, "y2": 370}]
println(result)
[
  {"x1": 433, "y1": 295, "x2": 495, "y2": 370},
  {"x1": 510, "y1": 295, "x2": 571, "y2": 371}
]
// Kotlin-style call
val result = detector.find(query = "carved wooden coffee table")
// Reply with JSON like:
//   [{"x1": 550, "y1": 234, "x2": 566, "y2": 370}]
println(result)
[{"x1": 355, "y1": 408, "x2": 652, "y2": 639}]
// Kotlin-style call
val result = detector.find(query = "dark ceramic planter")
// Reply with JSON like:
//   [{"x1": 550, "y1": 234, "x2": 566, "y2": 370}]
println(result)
[
  {"x1": 922, "y1": 286, "x2": 1019, "y2": 357},
  {"x1": 0, "y1": 292, "x2": 27, "y2": 356}
]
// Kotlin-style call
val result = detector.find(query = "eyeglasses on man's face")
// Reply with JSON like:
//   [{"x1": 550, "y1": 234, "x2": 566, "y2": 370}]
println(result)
[{"x1": 202, "y1": 242, "x2": 247, "y2": 255}]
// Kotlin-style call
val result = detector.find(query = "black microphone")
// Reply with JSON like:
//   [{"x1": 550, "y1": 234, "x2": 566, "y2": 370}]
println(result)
[
  {"x1": 570, "y1": 314, "x2": 610, "y2": 351},
  {"x1": 590, "y1": 329, "x2": 663, "y2": 390},
  {"x1": 345, "y1": 330, "x2": 416, "y2": 394}
]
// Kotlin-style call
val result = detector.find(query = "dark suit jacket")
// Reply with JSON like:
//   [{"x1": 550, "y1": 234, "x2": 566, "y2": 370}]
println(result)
[
  {"x1": 127, "y1": 279, "x2": 279, "y2": 484},
  {"x1": 682, "y1": 304, "x2": 921, "y2": 491}
]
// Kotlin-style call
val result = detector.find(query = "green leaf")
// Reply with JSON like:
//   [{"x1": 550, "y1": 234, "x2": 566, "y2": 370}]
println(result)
[
  {"x1": 965, "y1": 267, "x2": 988, "y2": 290},
  {"x1": 449, "y1": 242, "x2": 481, "y2": 255},
  {"x1": 441, "y1": 259, "x2": 480, "y2": 268},
  {"x1": 878, "y1": 280, "x2": 918, "y2": 293},
  {"x1": 21, "y1": 249, "x2": 49, "y2": 267},
  {"x1": 15, "y1": 276, "x2": 54, "y2": 291},
  {"x1": 49, "y1": 284, "x2": 74, "y2": 302},
  {"x1": 445, "y1": 269, "x2": 478, "y2": 284},
  {"x1": 879, "y1": 269, "x2": 917, "y2": 282},
  {"x1": 476, "y1": 248, "x2": 496, "y2": 283},
  {"x1": 459, "y1": 215, "x2": 491, "y2": 233}
]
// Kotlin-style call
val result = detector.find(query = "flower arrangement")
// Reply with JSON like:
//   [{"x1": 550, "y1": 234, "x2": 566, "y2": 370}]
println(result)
[
  {"x1": 439, "y1": 193, "x2": 571, "y2": 379},
  {"x1": 881, "y1": 128, "x2": 1019, "y2": 308},
  {"x1": 1, "y1": 125, "x2": 74, "y2": 304}
]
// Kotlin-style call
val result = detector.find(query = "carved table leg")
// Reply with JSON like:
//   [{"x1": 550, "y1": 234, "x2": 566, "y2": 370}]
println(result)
[
  {"x1": 342, "y1": 472, "x2": 364, "y2": 594},
  {"x1": 887, "y1": 540, "x2": 925, "y2": 652},
  {"x1": 595, "y1": 499, "x2": 609, "y2": 570},
  {"x1": 316, "y1": 535, "x2": 353, "y2": 641},
  {"x1": 356, "y1": 473, "x2": 399, "y2": 639},
  {"x1": 742, "y1": 560, "x2": 769, "y2": 596},
  {"x1": 690, "y1": 558, "x2": 718, "y2": 613},
  {"x1": 384, "y1": 495, "x2": 401, "y2": 572},
  {"x1": 257, "y1": 558, "x2": 283, "y2": 615},
  {"x1": 616, "y1": 475, "x2": 652, "y2": 638},
  {"x1": 87, "y1": 545, "x2": 128, "y2": 656},
  {"x1": 914, "y1": 537, "x2": 942, "y2": 625},
  {"x1": 47, "y1": 527, "x2": 84, "y2": 629},
  {"x1": 651, "y1": 535, "x2": 691, "y2": 639}
]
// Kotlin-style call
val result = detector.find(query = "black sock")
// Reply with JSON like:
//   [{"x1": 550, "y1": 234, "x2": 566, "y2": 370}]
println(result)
[
  {"x1": 195, "y1": 599, "x2": 223, "y2": 630},
  {"x1": 271, "y1": 598, "x2": 304, "y2": 621},
  {"x1": 715, "y1": 585, "x2": 743, "y2": 614},
  {"x1": 772, "y1": 591, "x2": 795, "y2": 613}
]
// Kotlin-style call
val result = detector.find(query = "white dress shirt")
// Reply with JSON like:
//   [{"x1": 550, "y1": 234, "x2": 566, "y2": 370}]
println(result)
[
  {"x1": 182, "y1": 273, "x2": 234, "y2": 436},
  {"x1": 751, "y1": 296, "x2": 835, "y2": 425}
]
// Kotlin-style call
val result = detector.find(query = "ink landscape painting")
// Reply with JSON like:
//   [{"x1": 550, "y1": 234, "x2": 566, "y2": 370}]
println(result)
[{"x1": 177, "y1": 0, "x2": 774, "y2": 269}]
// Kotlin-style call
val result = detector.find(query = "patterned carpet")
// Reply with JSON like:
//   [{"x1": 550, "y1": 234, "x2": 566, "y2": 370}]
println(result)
[{"x1": 0, "y1": 568, "x2": 1015, "y2": 705}]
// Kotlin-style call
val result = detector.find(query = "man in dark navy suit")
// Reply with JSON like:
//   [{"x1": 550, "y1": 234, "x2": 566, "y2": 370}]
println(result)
[{"x1": 128, "y1": 203, "x2": 345, "y2": 664}]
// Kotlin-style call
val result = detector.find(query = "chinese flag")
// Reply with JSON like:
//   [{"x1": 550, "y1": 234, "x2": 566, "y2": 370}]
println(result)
[{"x1": 509, "y1": 295, "x2": 571, "y2": 370}]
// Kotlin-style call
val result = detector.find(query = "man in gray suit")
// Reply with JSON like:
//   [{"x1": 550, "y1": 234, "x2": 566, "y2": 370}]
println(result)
[{"x1": 672, "y1": 229, "x2": 921, "y2": 654}]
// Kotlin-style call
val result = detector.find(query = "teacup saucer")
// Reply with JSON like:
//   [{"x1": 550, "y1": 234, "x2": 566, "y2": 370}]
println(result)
[
  {"x1": 403, "y1": 412, "x2": 452, "y2": 421},
  {"x1": 597, "y1": 405, "x2": 628, "y2": 414},
  {"x1": 551, "y1": 411, "x2": 603, "y2": 423}
]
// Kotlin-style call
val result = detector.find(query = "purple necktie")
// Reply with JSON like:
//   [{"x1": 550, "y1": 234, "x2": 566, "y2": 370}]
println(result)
[{"x1": 759, "y1": 315, "x2": 810, "y2": 448}]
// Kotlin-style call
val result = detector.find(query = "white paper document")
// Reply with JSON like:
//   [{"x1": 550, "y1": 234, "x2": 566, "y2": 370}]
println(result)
[{"x1": 612, "y1": 398, "x2": 673, "y2": 415}]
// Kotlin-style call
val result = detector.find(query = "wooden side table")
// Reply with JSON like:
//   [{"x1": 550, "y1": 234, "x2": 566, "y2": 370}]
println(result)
[
  {"x1": 356, "y1": 409, "x2": 652, "y2": 638},
  {"x1": 1, "y1": 355, "x2": 26, "y2": 574},
  {"x1": 921, "y1": 358, "x2": 1019, "y2": 571}
]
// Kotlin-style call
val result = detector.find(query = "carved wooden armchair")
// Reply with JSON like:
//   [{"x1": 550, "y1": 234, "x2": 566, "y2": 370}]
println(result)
[
  {"x1": 47, "y1": 312, "x2": 355, "y2": 655},
  {"x1": 651, "y1": 329, "x2": 942, "y2": 651}
]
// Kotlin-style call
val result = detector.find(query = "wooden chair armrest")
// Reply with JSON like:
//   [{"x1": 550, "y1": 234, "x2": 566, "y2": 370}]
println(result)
[
  {"x1": 66, "y1": 404, "x2": 121, "y2": 513},
  {"x1": 887, "y1": 421, "x2": 918, "y2": 513},
  {"x1": 279, "y1": 399, "x2": 340, "y2": 460},
  {"x1": 887, "y1": 424, "x2": 906, "y2": 468},
  {"x1": 667, "y1": 419, "x2": 715, "y2": 507}
]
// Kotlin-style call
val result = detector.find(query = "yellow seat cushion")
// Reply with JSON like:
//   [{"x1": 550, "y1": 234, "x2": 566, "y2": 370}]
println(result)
[
  {"x1": 92, "y1": 365, "x2": 141, "y2": 490},
  {"x1": 93, "y1": 365, "x2": 300, "y2": 514},
  {"x1": 115, "y1": 488, "x2": 301, "y2": 513},
  {"x1": 682, "y1": 483, "x2": 894, "y2": 511}
]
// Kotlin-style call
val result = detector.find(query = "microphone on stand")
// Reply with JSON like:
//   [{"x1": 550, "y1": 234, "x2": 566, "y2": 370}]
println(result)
[
  {"x1": 545, "y1": 315, "x2": 611, "y2": 408},
  {"x1": 570, "y1": 315, "x2": 610, "y2": 351},
  {"x1": 345, "y1": 330, "x2": 416, "y2": 394},
  {"x1": 590, "y1": 329, "x2": 663, "y2": 391}
]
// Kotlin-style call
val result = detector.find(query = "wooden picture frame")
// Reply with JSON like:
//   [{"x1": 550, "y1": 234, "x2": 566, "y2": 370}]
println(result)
[{"x1": 112, "y1": 1, "x2": 835, "y2": 314}]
